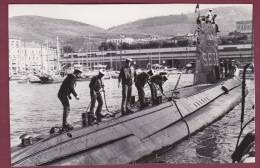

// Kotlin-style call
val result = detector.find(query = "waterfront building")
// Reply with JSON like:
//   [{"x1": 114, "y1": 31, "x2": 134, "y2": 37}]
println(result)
[
  {"x1": 9, "y1": 38, "x2": 61, "y2": 76},
  {"x1": 134, "y1": 35, "x2": 160, "y2": 44},
  {"x1": 174, "y1": 32, "x2": 197, "y2": 43},
  {"x1": 236, "y1": 20, "x2": 253, "y2": 41},
  {"x1": 106, "y1": 35, "x2": 134, "y2": 45}
]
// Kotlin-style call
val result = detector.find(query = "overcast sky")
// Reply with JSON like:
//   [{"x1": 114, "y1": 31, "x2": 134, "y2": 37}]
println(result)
[{"x1": 9, "y1": 4, "x2": 252, "y2": 29}]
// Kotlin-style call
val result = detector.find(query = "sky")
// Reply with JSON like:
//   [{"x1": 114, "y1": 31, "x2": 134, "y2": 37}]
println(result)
[{"x1": 9, "y1": 4, "x2": 252, "y2": 29}]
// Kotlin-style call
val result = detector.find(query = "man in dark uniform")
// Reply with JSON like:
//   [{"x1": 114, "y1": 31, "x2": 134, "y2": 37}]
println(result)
[
  {"x1": 228, "y1": 59, "x2": 233, "y2": 78},
  {"x1": 149, "y1": 74, "x2": 168, "y2": 104},
  {"x1": 135, "y1": 69, "x2": 154, "y2": 109},
  {"x1": 224, "y1": 59, "x2": 229, "y2": 78},
  {"x1": 89, "y1": 69, "x2": 106, "y2": 122},
  {"x1": 58, "y1": 69, "x2": 82, "y2": 130},
  {"x1": 219, "y1": 60, "x2": 224, "y2": 80},
  {"x1": 230, "y1": 60, "x2": 236, "y2": 77},
  {"x1": 118, "y1": 58, "x2": 135, "y2": 116}
]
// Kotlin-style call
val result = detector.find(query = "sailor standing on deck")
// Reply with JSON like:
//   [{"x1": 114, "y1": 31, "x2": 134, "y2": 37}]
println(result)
[
  {"x1": 89, "y1": 69, "x2": 106, "y2": 122},
  {"x1": 219, "y1": 60, "x2": 224, "y2": 80},
  {"x1": 58, "y1": 69, "x2": 82, "y2": 130},
  {"x1": 206, "y1": 8, "x2": 213, "y2": 23},
  {"x1": 118, "y1": 58, "x2": 135, "y2": 116},
  {"x1": 149, "y1": 74, "x2": 168, "y2": 104},
  {"x1": 135, "y1": 69, "x2": 155, "y2": 109},
  {"x1": 224, "y1": 59, "x2": 229, "y2": 79}
]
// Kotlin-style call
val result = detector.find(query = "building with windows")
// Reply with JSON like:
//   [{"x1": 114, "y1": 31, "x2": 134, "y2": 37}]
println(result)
[
  {"x1": 9, "y1": 38, "x2": 60, "y2": 76},
  {"x1": 106, "y1": 36, "x2": 134, "y2": 45},
  {"x1": 236, "y1": 20, "x2": 252, "y2": 33},
  {"x1": 236, "y1": 20, "x2": 253, "y2": 41}
]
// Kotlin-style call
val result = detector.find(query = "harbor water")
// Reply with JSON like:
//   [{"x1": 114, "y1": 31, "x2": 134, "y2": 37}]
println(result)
[{"x1": 9, "y1": 74, "x2": 255, "y2": 163}]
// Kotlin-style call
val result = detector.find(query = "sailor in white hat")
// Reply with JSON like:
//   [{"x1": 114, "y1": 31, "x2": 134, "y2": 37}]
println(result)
[
  {"x1": 58, "y1": 67, "x2": 82, "y2": 130},
  {"x1": 126, "y1": 58, "x2": 133, "y2": 62},
  {"x1": 118, "y1": 58, "x2": 135, "y2": 115},
  {"x1": 206, "y1": 8, "x2": 213, "y2": 23},
  {"x1": 88, "y1": 69, "x2": 106, "y2": 123}
]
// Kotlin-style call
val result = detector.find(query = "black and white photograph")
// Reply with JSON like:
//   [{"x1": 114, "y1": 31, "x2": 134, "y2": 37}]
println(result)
[{"x1": 8, "y1": 3, "x2": 255, "y2": 166}]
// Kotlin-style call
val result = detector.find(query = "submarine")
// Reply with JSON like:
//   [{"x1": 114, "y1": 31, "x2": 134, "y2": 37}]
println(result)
[{"x1": 11, "y1": 7, "x2": 248, "y2": 166}]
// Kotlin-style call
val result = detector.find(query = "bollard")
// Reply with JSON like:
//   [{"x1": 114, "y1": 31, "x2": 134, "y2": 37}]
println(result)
[
  {"x1": 156, "y1": 96, "x2": 162, "y2": 105},
  {"x1": 87, "y1": 113, "x2": 94, "y2": 126},
  {"x1": 82, "y1": 113, "x2": 87, "y2": 127},
  {"x1": 131, "y1": 96, "x2": 135, "y2": 105}
]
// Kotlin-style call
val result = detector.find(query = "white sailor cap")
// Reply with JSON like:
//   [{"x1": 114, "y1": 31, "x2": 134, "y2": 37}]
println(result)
[
  {"x1": 126, "y1": 58, "x2": 133, "y2": 62},
  {"x1": 209, "y1": 8, "x2": 212, "y2": 11},
  {"x1": 99, "y1": 69, "x2": 106, "y2": 75}
]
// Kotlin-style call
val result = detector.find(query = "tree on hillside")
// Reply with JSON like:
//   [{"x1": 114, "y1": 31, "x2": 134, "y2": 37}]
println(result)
[
  {"x1": 62, "y1": 44, "x2": 74, "y2": 53},
  {"x1": 229, "y1": 30, "x2": 242, "y2": 37},
  {"x1": 98, "y1": 42, "x2": 117, "y2": 51},
  {"x1": 108, "y1": 42, "x2": 117, "y2": 50},
  {"x1": 177, "y1": 39, "x2": 189, "y2": 47},
  {"x1": 98, "y1": 42, "x2": 109, "y2": 51}
]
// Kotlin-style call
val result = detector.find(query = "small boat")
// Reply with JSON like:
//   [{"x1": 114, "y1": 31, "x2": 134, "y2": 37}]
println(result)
[
  {"x1": 39, "y1": 74, "x2": 65, "y2": 84},
  {"x1": 17, "y1": 75, "x2": 41, "y2": 84},
  {"x1": 109, "y1": 71, "x2": 120, "y2": 79},
  {"x1": 9, "y1": 74, "x2": 27, "y2": 81},
  {"x1": 76, "y1": 76, "x2": 92, "y2": 82}
]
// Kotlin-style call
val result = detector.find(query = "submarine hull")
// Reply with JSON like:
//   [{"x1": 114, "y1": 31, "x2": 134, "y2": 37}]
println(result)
[{"x1": 11, "y1": 77, "x2": 247, "y2": 166}]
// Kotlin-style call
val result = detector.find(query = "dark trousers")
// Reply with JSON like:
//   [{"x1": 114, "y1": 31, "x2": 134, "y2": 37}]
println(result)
[
  {"x1": 121, "y1": 85, "x2": 132, "y2": 112},
  {"x1": 58, "y1": 93, "x2": 70, "y2": 127},
  {"x1": 149, "y1": 84, "x2": 157, "y2": 102},
  {"x1": 90, "y1": 90, "x2": 103, "y2": 119},
  {"x1": 135, "y1": 83, "x2": 145, "y2": 105},
  {"x1": 224, "y1": 66, "x2": 228, "y2": 78}
]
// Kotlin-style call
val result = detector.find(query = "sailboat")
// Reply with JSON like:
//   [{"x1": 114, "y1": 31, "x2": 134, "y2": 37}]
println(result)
[
  {"x1": 11, "y1": 6, "x2": 248, "y2": 166},
  {"x1": 38, "y1": 39, "x2": 65, "y2": 84}
]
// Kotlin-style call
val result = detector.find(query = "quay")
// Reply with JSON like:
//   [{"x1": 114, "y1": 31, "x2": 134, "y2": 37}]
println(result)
[{"x1": 61, "y1": 44, "x2": 253, "y2": 70}]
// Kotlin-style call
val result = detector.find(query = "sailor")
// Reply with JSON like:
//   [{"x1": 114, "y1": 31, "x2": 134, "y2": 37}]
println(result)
[
  {"x1": 230, "y1": 60, "x2": 236, "y2": 77},
  {"x1": 224, "y1": 59, "x2": 229, "y2": 78},
  {"x1": 118, "y1": 58, "x2": 135, "y2": 115},
  {"x1": 219, "y1": 60, "x2": 224, "y2": 80},
  {"x1": 228, "y1": 59, "x2": 233, "y2": 78},
  {"x1": 58, "y1": 68, "x2": 82, "y2": 130},
  {"x1": 89, "y1": 69, "x2": 106, "y2": 122},
  {"x1": 135, "y1": 69, "x2": 155, "y2": 109},
  {"x1": 206, "y1": 8, "x2": 213, "y2": 23},
  {"x1": 149, "y1": 74, "x2": 168, "y2": 104}
]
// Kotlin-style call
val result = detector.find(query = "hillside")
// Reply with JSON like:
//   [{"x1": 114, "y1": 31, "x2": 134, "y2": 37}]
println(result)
[
  {"x1": 8, "y1": 6, "x2": 252, "y2": 50},
  {"x1": 9, "y1": 15, "x2": 106, "y2": 43},
  {"x1": 106, "y1": 14, "x2": 194, "y2": 37},
  {"x1": 107, "y1": 6, "x2": 252, "y2": 36}
]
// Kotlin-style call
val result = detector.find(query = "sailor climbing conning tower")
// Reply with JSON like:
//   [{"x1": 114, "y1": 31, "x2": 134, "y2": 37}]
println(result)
[{"x1": 194, "y1": 5, "x2": 221, "y2": 85}]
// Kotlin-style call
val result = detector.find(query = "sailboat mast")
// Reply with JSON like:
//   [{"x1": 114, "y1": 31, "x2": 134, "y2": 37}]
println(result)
[
  {"x1": 46, "y1": 40, "x2": 49, "y2": 74},
  {"x1": 41, "y1": 42, "x2": 43, "y2": 73},
  {"x1": 158, "y1": 45, "x2": 161, "y2": 65},
  {"x1": 24, "y1": 42, "x2": 27, "y2": 74},
  {"x1": 56, "y1": 37, "x2": 60, "y2": 71}
]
